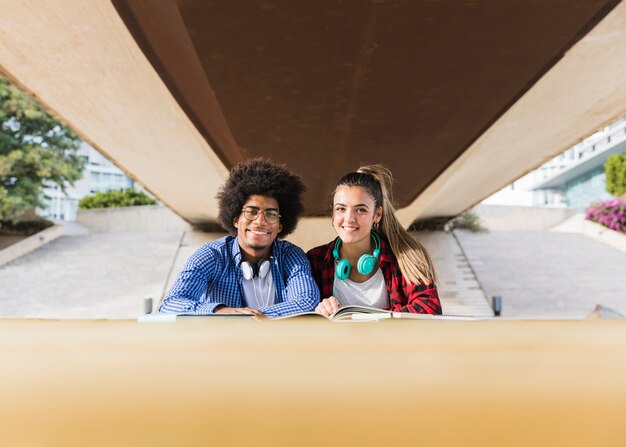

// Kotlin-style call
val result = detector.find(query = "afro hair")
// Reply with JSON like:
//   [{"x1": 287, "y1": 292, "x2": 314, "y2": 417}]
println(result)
[{"x1": 216, "y1": 158, "x2": 306, "y2": 237}]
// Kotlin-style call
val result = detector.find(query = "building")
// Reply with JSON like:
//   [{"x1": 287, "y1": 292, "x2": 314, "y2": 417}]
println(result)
[
  {"x1": 41, "y1": 143, "x2": 135, "y2": 221},
  {"x1": 484, "y1": 116, "x2": 626, "y2": 211}
]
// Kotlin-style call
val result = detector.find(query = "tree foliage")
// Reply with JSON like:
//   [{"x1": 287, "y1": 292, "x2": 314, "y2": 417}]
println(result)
[
  {"x1": 0, "y1": 75, "x2": 85, "y2": 222},
  {"x1": 605, "y1": 153, "x2": 626, "y2": 196},
  {"x1": 79, "y1": 189, "x2": 156, "y2": 210}
]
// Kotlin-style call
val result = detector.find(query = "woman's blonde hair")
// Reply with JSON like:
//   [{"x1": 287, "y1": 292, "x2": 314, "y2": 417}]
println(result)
[{"x1": 334, "y1": 164, "x2": 436, "y2": 285}]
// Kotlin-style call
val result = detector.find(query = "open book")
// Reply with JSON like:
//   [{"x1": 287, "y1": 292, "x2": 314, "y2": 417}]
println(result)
[{"x1": 275, "y1": 305, "x2": 480, "y2": 322}]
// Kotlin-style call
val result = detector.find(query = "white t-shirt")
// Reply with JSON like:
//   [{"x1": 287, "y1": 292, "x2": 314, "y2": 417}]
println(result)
[
  {"x1": 334, "y1": 268, "x2": 389, "y2": 309},
  {"x1": 242, "y1": 270, "x2": 276, "y2": 310}
]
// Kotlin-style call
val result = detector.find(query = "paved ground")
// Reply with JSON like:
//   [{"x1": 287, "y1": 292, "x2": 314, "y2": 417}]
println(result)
[
  {"x1": 3, "y1": 222, "x2": 623, "y2": 320},
  {"x1": 0, "y1": 225, "x2": 491, "y2": 319},
  {"x1": 417, "y1": 231, "x2": 493, "y2": 317},
  {"x1": 0, "y1": 230, "x2": 182, "y2": 319},
  {"x1": 454, "y1": 229, "x2": 626, "y2": 318}
]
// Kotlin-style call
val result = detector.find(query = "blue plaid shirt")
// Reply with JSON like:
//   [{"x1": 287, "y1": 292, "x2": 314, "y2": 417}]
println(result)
[{"x1": 159, "y1": 236, "x2": 320, "y2": 318}]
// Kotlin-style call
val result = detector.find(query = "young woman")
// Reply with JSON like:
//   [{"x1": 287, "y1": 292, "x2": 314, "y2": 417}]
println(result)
[{"x1": 307, "y1": 165, "x2": 441, "y2": 316}]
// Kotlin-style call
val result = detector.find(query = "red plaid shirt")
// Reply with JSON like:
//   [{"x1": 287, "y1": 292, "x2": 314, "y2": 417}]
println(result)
[{"x1": 306, "y1": 237, "x2": 442, "y2": 314}]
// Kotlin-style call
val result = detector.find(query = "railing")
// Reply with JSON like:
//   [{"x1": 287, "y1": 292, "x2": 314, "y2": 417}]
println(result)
[
  {"x1": 540, "y1": 118, "x2": 626, "y2": 175},
  {"x1": 570, "y1": 119, "x2": 626, "y2": 164}
]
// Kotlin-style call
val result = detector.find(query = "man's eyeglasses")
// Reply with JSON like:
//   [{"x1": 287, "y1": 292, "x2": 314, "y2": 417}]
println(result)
[{"x1": 241, "y1": 206, "x2": 281, "y2": 224}]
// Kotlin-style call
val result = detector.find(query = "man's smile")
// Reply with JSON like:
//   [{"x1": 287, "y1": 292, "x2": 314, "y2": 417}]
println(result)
[{"x1": 247, "y1": 227, "x2": 271, "y2": 236}]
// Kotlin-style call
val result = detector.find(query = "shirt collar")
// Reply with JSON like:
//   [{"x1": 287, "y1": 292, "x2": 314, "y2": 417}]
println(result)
[
  {"x1": 230, "y1": 235, "x2": 243, "y2": 264},
  {"x1": 377, "y1": 236, "x2": 394, "y2": 264},
  {"x1": 231, "y1": 235, "x2": 278, "y2": 264}
]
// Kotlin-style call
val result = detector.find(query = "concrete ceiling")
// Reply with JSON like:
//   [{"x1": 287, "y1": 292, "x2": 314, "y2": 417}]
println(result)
[{"x1": 2, "y1": 1, "x2": 626, "y2": 232}]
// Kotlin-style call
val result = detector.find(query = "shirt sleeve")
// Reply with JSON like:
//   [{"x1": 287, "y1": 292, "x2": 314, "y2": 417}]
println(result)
[
  {"x1": 158, "y1": 245, "x2": 225, "y2": 315},
  {"x1": 260, "y1": 244, "x2": 321, "y2": 318},
  {"x1": 388, "y1": 283, "x2": 442, "y2": 315}
]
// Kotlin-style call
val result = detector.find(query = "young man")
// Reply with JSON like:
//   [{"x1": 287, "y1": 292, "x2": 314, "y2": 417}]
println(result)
[{"x1": 159, "y1": 158, "x2": 319, "y2": 318}]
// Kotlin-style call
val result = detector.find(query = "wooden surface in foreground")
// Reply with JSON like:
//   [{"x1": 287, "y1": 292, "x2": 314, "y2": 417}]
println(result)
[{"x1": 1, "y1": 318, "x2": 625, "y2": 446}]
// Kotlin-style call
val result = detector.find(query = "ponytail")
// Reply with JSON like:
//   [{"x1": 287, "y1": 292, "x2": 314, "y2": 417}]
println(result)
[{"x1": 335, "y1": 165, "x2": 436, "y2": 285}]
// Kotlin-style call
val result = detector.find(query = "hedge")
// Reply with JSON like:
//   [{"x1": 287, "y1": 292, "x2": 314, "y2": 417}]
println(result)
[{"x1": 79, "y1": 189, "x2": 156, "y2": 210}]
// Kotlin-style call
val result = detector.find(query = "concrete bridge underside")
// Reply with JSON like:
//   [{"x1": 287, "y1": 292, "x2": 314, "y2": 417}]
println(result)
[{"x1": 2, "y1": 0, "x2": 626, "y2": 246}]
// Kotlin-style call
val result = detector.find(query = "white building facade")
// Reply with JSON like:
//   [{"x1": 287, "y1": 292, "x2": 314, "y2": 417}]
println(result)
[
  {"x1": 41, "y1": 143, "x2": 135, "y2": 221},
  {"x1": 483, "y1": 116, "x2": 626, "y2": 211}
]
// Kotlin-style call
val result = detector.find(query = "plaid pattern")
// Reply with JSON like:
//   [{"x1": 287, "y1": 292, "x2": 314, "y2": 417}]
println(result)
[
  {"x1": 159, "y1": 236, "x2": 320, "y2": 318},
  {"x1": 306, "y1": 236, "x2": 441, "y2": 314}
]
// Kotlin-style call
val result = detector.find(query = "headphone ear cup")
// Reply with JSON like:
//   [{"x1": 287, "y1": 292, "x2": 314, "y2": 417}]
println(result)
[
  {"x1": 357, "y1": 254, "x2": 376, "y2": 275},
  {"x1": 335, "y1": 259, "x2": 351, "y2": 280},
  {"x1": 241, "y1": 261, "x2": 254, "y2": 280},
  {"x1": 257, "y1": 259, "x2": 270, "y2": 279}
]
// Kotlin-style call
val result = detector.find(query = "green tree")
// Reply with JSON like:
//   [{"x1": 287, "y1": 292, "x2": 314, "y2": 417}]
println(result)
[
  {"x1": 605, "y1": 153, "x2": 626, "y2": 196},
  {"x1": 79, "y1": 189, "x2": 156, "y2": 210},
  {"x1": 0, "y1": 75, "x2": 85, "y2": 222}
]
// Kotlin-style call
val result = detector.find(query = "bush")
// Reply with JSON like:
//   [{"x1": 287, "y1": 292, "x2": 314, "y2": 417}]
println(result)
[
  {"x1": 408, "y1": 210, "x2": 488, "y2": 233},
  {"x1": 79, "y1": 189, "x2": 156, "y2": 210},
  {"x1": 408, "y1": 216, "x2": 450, "y2": 232},
  {"x1": 449, "y1": 210, "x2": 488, "y2": 232},
  {"x1": 605, "y1": 153, "x2": 626, "y2": 196},
  {"x1": 585, "y1": 194, "x2": 626, "y2": 233},
  {"x1": 0, "y1": 218, "x2": 52, "y2": 236}
]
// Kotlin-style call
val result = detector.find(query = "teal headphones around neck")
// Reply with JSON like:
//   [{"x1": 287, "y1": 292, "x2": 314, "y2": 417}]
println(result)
[{"x1": 332, "y1": 231, "x2": 381, "y2": 280}]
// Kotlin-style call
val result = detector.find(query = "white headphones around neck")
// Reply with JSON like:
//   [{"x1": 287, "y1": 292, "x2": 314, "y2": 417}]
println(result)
[{"x1": 240, "y1": 258, "x2": 272, "y2": 280}]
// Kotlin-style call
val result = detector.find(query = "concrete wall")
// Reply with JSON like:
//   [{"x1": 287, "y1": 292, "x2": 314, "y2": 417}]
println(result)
[
  {"x1": 0, "y1": 224, "x2": 63, "y2": 267},
  {"x1": 76, "y1": 205, "x2": 190, "y2": 233},
  {"x1": 582, "y1": 219, "x2": 626, "y2": 254},
  {"x1": 286, "y1": 217, "x2": 337, "y2": 252},
  {"x1": 473, "y1": 204, "x2": 576, "y2": 231}
]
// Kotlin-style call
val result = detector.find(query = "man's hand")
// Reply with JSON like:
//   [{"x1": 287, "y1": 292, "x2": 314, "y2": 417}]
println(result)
[
  {"x1": 214, "y1": 306, "x2": 266, "y2": 319},
  {"x1": 314, "y1": 297, "x2": 341, "y2": 317}
]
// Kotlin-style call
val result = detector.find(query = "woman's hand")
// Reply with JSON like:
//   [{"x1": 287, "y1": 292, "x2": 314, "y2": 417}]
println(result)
[{"x1": 315, "y1": 297, "x2": 341, "y2": 316}]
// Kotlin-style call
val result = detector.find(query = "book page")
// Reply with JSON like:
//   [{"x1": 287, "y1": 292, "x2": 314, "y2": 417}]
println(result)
[
  {"x1": 332, "y1": 305, "x2": 393, "y2": 320},
  {"x1": 273, "y1": 312, "x2": 329, "y2": 321}
]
